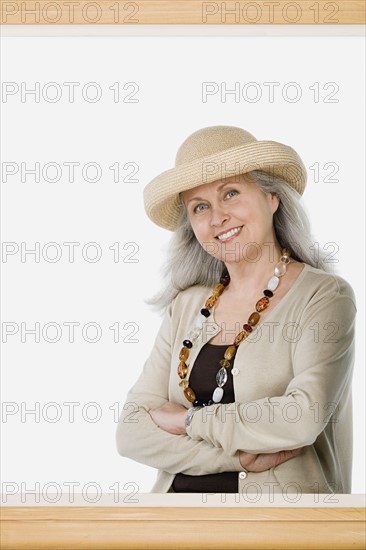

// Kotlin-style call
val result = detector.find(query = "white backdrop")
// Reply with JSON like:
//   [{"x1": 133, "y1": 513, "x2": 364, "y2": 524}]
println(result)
[{"x1": 1, "y1": 33, "x2": 365, "y2": 501}]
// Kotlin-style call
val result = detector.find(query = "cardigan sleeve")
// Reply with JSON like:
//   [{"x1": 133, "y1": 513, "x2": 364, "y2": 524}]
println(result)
[
  {"x1": 186, "y1": 285, "x2": 357, "y2": 455},
  {"x1": 115, "y1": 297, "x2": 243, "y2": 475}
]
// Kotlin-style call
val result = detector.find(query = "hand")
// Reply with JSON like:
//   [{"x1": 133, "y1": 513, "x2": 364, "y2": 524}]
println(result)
[
  {"x1": 239, "y1": 448, "x2": 302, "y2": 472},
  {"x1": 149, "y1": 402, "x2": 188, "y2": 435}
]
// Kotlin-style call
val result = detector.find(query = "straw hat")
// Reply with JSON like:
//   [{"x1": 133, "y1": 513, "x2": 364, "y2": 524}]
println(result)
[{"x1": 143, "y1": 125, "x2": 307, "y2": 231}]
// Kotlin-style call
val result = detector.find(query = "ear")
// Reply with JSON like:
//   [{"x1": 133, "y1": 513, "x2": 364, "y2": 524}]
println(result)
[{"x1": 270, "y1": 193, "x2": 280, "y2": 215}]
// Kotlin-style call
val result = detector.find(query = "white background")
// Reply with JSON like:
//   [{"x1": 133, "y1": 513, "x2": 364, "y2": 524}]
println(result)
[{"x1": 1, "y1": 33, "x2": 365, "y2": 499}]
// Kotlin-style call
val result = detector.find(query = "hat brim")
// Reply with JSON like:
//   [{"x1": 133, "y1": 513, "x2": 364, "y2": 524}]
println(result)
[{"x1": 144, "y1": 140, "x2": 307, "y2": 231}]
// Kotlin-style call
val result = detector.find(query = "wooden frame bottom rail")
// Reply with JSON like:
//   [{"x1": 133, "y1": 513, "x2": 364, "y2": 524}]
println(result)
[{"x1": 1, "y1": 507, "x2": 365, "y2": 549}]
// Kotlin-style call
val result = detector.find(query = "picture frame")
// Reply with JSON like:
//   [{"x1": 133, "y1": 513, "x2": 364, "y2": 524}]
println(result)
[{"x1": 1, "y1": 2, "x2": 365, "y2": 548}]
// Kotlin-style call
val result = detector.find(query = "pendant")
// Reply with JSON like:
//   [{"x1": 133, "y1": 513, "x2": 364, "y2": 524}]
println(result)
[
  {"x1": 216, "y1": 367, "x2": 228, "y2": 388},
  {"x1": 212, "y1": 387, "x2": 224, "y2": 403}
]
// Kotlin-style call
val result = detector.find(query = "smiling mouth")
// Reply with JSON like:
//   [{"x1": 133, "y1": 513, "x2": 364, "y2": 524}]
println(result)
[{"x1": 216, "y1": 225, "x2": 244, "y2": 242}]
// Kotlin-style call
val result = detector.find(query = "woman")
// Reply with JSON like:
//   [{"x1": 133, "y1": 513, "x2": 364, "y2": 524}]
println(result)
[{"x1": 116, "y1": 125, "x2": 356, "y2": 495}]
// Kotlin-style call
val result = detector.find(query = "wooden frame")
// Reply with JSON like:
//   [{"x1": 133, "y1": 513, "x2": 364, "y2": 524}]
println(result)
[
  {"x1": 1, "y1": 505, "x2": 366, "y2": 549},
  {"x1": 0, "y1": 0, "x2": 365, "y2": 25},
  {"x1": 1, "y1": 1, "x2": 365, "y2": 548}
]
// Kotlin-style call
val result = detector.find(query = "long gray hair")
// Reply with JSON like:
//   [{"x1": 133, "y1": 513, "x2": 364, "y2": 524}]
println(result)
[{"x1": 146, "y1": 170, "x2": 331, "y2": 312}]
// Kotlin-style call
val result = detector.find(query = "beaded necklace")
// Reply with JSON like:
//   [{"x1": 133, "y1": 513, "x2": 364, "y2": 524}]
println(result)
[{"x1": 178, "y1": 248, "x2": 291, "y2": 407}]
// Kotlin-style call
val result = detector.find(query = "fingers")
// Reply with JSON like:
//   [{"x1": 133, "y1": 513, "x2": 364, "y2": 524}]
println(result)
[
  {"x1": 287, "y1": 448, "x2": 302, "y2": 455},
  {"x1": 276, "y1": 448, "x2": 302, "y2": 466},
  {"x1": 239, "y1": 447, "x2": 304, "y2": 472}
]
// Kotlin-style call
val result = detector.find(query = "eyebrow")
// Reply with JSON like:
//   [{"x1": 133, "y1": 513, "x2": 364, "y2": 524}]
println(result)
[{"x1": 185, "y1": 181, "x2": 238, "y2": 205}]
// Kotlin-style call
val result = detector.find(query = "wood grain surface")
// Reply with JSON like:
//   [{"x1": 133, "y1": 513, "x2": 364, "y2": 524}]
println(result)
[
  {"x1": 1, "y1": 1, "x2": 365, "y2": 25},
  {"x1": 1, "y1": 506, "x2": 366, "y2": 549}
]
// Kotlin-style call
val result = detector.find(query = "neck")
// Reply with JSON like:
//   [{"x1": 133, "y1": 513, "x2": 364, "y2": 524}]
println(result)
[{"x1": 223, "y1": 243, "x2": 284, "y2": 295}]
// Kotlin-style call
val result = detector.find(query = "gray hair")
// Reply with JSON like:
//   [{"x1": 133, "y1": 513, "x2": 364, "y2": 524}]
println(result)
[{"x1": 146, "y1": 170, "x2": 332, "y2": 312}]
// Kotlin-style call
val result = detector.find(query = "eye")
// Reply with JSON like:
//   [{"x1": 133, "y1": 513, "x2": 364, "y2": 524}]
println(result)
[
  {"x1": 225, "y1": 189, "x2": 238, "y2": 199},
  {"x1": 193, "y1": 203, "x2": 208, "y2": 213}
]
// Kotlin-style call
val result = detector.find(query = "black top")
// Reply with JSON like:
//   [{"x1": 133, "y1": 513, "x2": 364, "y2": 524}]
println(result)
[{"x1": 171, "y1": 343, "x2": 239, "y2": 493}]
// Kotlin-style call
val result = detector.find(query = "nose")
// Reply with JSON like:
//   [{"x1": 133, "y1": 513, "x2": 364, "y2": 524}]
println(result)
[{"x1": 210, "y1": 202, "x2": 229, "y2": 227}]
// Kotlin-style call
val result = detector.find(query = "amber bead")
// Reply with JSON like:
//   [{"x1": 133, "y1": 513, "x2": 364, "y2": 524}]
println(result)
[
  {"x1": 224, "y1": 345, "x2": 237, "y2": 360},
  {"x1": 263, "y1": 289, "x2": 273, "y2": 298},
  {"x1": 179, "y1": 347, "x2": 189, "y2": 361},
  {"x1": 178, "y1": 361, "x2": 188, "y2": 379},
  {"x1": 281, "y1": 248, "x2": 290, "y2": 258},
  {"x1": 219, "y1": 359, "x2": 231, "y2": 369},
  {"x1": 243, "y1": 323, "x2": 253, "y2": 333},
  {"x1": 213, "y1": 283, "x2": 225, "y2": 297},
  {"x1": 248, "y1": 311, "x2": 260, "y2": 326},
  {"x1": 205, "y1": 295, "x2": 218, "y2": 309},
  {"x1": 256, "y1": 296, "x2": 270, "y2": 312},
  {"x1": 234, "y1": 331, "x2": 247, "y2": 346},
  {"x1": 184, "y1": 386, "x2": 196, "y2": 403},
  {"x1": 179, "y1": 380, "x2": 189, "y2": 388}
]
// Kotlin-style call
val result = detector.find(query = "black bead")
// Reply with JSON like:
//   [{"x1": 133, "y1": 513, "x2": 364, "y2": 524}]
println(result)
[
  {"x1": 263, "y1": 289, "x2": 273, "y2": 297},
  {"x1": 200, "y1": 308, "x2": 211, "y2": 318},
  {"x1": 220, "y1": 274, "x2": 230, "y2": 286},
  {"x1": 220, "y1": 268, "x2": 230, "y2": 282},
  {"x1": 183, "y1": 339, "x2": 193, "y2": 349}
]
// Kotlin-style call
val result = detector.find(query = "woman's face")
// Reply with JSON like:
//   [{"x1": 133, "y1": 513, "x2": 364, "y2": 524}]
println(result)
[{"x1": 182, "y1": 173, "x2": 280, "y2": 264}]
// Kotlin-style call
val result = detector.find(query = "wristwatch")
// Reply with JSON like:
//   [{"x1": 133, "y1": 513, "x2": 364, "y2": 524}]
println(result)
[{"x1": 185, "y1": 406, "x2": 203, "y2": 429}]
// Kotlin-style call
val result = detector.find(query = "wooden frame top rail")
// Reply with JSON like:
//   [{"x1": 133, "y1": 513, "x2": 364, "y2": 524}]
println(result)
[
  {"x1": 1, "y1": 506, "x2": 366, "y2": 549},
  {"x1": 1, "y1": 1, "x2": 365, "y2": 25}
]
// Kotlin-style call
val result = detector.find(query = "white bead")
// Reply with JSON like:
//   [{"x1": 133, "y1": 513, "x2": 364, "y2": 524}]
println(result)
[
  {"x1": 195, "y1": 315, "x2": 205, "y2": 328},
  {"x1": 212, "y1": 387, "x2": 224, "y2": 403},
  {"x1": 267, "y1": 275, "x2": 279, "y2": 291},
  {"x1": 274, "y1": 262, "x2": 287, "y2": 277},
  {"x1": 239, "y1": 471, "x2": 247, "y2": 479},
  {"x1": 231, "y1": 368, "x2": 239, "y2": 376}
]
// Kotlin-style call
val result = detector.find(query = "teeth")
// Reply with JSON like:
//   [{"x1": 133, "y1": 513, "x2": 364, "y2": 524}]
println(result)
[{"x1": 217, "y1": 226, "x2": 242, "y2": 241}]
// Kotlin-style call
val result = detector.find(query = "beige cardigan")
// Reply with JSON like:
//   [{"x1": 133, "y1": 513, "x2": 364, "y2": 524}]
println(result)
[{"x1": 116, "y1": 263, "x2": 356, "y2": 494}]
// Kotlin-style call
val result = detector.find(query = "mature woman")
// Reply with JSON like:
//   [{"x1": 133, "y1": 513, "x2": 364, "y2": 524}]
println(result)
[{"x1": 116, "y1": 126, "x2": 356, "y2": 495}]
